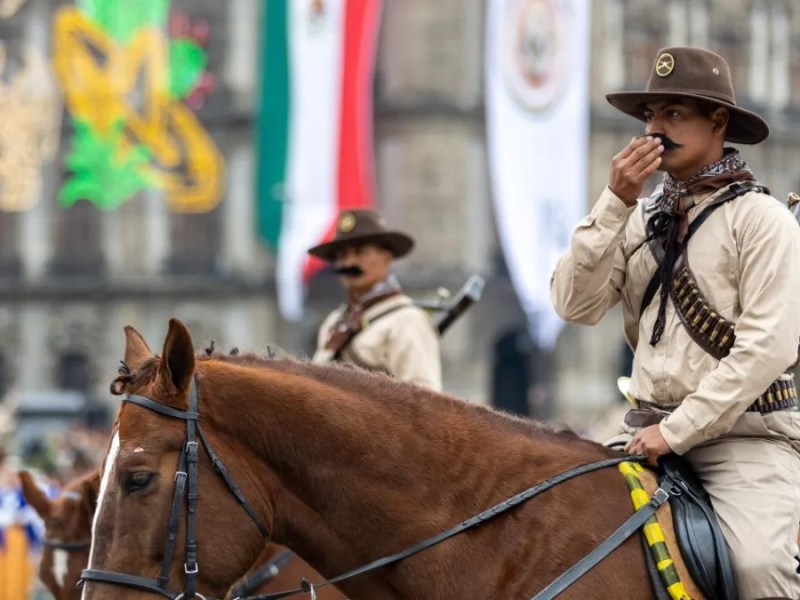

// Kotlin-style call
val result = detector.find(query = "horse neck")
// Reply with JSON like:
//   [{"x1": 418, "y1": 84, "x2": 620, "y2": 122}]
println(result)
[{"x1": 198, "y1": 362, "x2": 601, "y2": 585}]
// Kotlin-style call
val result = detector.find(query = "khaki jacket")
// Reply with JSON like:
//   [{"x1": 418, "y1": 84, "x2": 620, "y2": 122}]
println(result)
[
  {"x1": 312, "y1": 295, "x2": 443, "y2": 391},
  {"x1": 551, "y1": 184, "x2": 800, "y2": 454}
]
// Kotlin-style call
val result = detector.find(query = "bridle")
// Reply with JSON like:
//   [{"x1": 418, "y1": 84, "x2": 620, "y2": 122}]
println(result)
[{"x1": 80, "y1": 380, "x2": 271, "y2": 600}]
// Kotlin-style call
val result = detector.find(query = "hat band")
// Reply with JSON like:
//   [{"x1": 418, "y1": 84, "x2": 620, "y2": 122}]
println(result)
[{"x1": 644, "y1": 87, "x2": 735, "y2": 105}]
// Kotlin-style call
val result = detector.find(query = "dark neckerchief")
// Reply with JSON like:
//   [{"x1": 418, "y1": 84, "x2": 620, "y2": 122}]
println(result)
[
  {"x1": 324, "y1": 276, "x2": 403, "y2": 355},
  {"x1": 645, "y1": 148, "x2": 759, "y2": 346}
]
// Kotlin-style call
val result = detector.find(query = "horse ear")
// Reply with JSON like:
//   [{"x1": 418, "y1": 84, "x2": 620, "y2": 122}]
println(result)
[
  {"x1": 124, "y1": 325, "x2": 152, "y2": 371},
  {"x1": 19, "y1": 470, "x2": 51, "y2": 519},
  {"x1": 159, "y1": 318, "x2": 196, "y2": 394}
]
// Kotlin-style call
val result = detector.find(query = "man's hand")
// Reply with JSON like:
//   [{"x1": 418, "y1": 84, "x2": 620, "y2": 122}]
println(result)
[
  {"x1": 624, "y1": 424, "x2": 672, "y2": 466},
  {"x1": 609, "y1": 136, "x2": 663, "y2": 206}
]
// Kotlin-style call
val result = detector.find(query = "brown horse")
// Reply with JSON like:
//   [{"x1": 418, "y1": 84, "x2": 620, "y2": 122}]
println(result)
[
  {"x1": 18, "y1": 459, "x2": 344, "y2": 599},
  {"x1": 19, "y1": 469, "x2": 99, "y2": 600},
  {"x1": 81, "y1": 319, "x2": 659, "y2": 599}
]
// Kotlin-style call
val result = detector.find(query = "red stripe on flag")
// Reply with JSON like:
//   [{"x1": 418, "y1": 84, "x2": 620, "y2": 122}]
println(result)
[{"x1": 303, "y1": 0, "x2": 382, "y2": 283}]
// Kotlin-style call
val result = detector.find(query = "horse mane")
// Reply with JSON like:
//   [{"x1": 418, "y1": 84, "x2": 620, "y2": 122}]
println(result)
[{"x1": 111, "y1": 350, "x2": 589, "y2": 448}]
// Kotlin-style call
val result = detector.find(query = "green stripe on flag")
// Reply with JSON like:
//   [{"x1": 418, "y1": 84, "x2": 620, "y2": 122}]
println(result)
[{"x1": 256, "y1": 0, "x2": 290, "y2": 252}]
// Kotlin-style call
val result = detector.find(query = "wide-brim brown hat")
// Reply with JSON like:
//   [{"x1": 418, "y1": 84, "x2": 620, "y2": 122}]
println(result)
[
  {"x1": 307, "y1": 209, "x2": 415, "y2": 261},
  {"x1": 606, "y1": 46, "x2": 769, "y2": 145}
]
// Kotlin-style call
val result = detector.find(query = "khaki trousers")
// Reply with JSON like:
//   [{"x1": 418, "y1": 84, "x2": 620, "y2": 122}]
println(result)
[{"x1": 608, "y1": 411, "x2": 800, "y2": 600}]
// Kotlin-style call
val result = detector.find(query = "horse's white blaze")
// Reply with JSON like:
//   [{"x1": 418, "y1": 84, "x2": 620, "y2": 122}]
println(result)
[
  {"x1": 133, "y1": 447, "x2": 145, "y2": 453},
  {"x1": 53, "y1": 548, "x2": 68, "y2": 587},
  {"x1": 82, "y1": 432, "x2": 120, "y2": 599}
]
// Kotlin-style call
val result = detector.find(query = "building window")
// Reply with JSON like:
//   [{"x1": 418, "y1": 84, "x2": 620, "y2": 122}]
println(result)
[
  {"x1": 0, "y1": 212, "x2": 22, "y2": 278},
  {"x1": 56, "y1": 351, "x2": 91, "y2": 394},
  {"x1": 622, "y1": 0, "x2": 668, "y2": 88},
  {"x1": 0, "y1": 352, "x2": 7, "y2": 401},
  {"x1": 708, "y1": 0, "x2": 750, "y2": 102},
  {"x1": 791, "y1": 38, "x2": 800, "y2": 109},
  {"x1": 166, "y1": 208, "x2": 222, "y2": 276},
  {"x1": 50, "y1": 202, "x2": 104, "y2": 276}
]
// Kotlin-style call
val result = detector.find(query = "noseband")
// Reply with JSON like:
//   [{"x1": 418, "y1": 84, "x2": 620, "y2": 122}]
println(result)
[
  {"x1": 80, "y1": 381, "x2": 271, "y2": 600},
  {"x1": 43, "y1": 538, "x2": 92, "y2": 551}
]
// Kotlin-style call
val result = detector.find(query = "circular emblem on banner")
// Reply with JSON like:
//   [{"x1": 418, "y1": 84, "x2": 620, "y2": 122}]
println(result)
[
  {"x1": 656, "y1": 53, "x2": 675, "y2": 77},
  {"x1": 338, "y1": 212, "x2": 356, "y2": 233},
  {"x1": 502, "y1": 0, "x2": 571, "y2": 112}
]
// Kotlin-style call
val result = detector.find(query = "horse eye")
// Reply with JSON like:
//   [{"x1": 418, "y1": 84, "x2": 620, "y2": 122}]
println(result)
[{"x1": 124, "y1": 472, "x2": 156, "y2": 494}]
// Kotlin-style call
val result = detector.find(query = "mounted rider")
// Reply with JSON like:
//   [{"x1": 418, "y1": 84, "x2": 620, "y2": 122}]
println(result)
[
  {"x1": 551, "y1": 46, "x2": 800, "y2": 600},
  {"x1": 309, "y1": 209, "x2": 442, "y2": 391}
]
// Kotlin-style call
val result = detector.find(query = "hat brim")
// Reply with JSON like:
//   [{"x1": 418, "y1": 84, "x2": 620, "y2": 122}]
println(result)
[
  {"x1": 308, "y1": 232, "x2": 415, "y2": 261},
  {"x1": 605, "y1": 91, "x2": 769, "y2": 145}
]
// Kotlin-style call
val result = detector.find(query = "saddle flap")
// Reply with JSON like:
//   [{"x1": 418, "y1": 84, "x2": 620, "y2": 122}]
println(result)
[{"x1": 658, "y1": 455, "x2": 738, "y2": 600}]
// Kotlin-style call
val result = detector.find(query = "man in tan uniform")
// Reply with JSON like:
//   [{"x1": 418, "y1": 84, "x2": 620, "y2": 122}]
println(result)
[
  {"x1": 310, "y1": 209, "x2": 442, "y2": 391},
  {"x1": 551, "y1": 47, "x2": 800, "y2": 599}
]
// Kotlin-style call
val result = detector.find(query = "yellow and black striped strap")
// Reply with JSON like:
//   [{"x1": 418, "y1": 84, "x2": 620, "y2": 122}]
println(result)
[
  {"x1": 532, "y1": 475, "x2": 671, "y2": 600},
  {"x1": 619, "y1": 461, "x2": 693, "y2": 600}
]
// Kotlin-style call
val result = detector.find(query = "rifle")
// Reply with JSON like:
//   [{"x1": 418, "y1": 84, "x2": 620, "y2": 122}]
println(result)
[
  {"x1": 415, "y1": 275, "x2": 485, "y2": 336},
  {"x1": 788, "y1": 192, "x2": 800, "y2": 223}
]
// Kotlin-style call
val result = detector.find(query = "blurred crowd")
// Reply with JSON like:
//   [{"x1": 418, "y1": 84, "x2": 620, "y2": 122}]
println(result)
[{"x1": 0, "y1": 425, "x2": 108, "y2": 599}]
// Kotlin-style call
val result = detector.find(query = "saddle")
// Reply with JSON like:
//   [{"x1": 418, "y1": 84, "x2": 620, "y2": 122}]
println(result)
[
  {"x1": 658, "y1": 455, "x2": 737, "y2": 600},
  {"x1": 620, "y1": 456, "x2": 738, "y2": 600}
]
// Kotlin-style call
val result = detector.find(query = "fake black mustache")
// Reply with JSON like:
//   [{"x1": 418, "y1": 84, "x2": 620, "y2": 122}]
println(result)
[
  {"x1": 650, "y1": 133, "x2": 682, "y2": 151},
  {"x1": 335, "y1": 265, "x2": 364, "y2": 277}
]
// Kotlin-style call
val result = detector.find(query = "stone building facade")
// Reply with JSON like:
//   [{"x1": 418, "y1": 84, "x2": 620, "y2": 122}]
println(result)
[{"x1": 0, "y1": 0, "x2": 798, "y2": 435}]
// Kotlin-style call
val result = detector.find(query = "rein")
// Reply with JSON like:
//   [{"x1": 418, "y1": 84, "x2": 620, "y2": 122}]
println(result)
[
  {"x1": 240, "y1": 455, "x2": 666, "y2": 600},
  {"x1": 80, "y1": 381, "x2": 271, "y2": 600},
  {"x1": 81, "y1": 378, "x2": 667, "y2": 600}
]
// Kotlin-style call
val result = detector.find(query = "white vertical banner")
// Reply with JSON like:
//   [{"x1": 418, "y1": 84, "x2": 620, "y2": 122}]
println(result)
[{"x1": 486, "y1": 0, "x2": 591, "y2": 350}]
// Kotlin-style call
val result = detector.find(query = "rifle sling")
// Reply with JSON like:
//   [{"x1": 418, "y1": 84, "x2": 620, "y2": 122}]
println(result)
[{"x1": 332, "y1": 303, "x2": 410, "y2": 361}]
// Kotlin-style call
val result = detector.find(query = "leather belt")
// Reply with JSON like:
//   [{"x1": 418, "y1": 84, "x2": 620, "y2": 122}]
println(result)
[{"x1": 624, "y1": 376, "x2": 798, "y2": 429}]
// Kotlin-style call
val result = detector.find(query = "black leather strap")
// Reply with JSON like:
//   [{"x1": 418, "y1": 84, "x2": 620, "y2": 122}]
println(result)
[
  {"x1": 185, "y1": 384, "x2": 200, "y2": 598},
  {"x1": 531, "y1": 487, "x2": 671, "y2": 600},
  {"x1": 639, "y1": 182, "x2": 764, "y2": 316},
  {"x1": 159, "y1": 463, "x2": 187, "y2": 588},
  {"x1": 123, "y1": 395, "x2": 199, "y2": 421},
  {"x1": 247, "y1": 455, "x2": 644, "y2": 600},
  {"x1": 197, "y1": 426, "x2": 270, "y2": 539},
  {"x1": 81, "y1": 569, "x2": 178, "y2": 598},
  {"x1": 232, "y1": 550, "x2": 296, "y2": 598}
]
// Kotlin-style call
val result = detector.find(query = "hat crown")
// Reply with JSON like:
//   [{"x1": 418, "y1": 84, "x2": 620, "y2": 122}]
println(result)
[
  {"x1": 646, "y1": 46, "x2": 735, "y2": 105},
  {"x1": 307, "y1": 208, "x2": 415, "y2": 261},
  {"x1": 335, "y1": 209, "x2": 389, "y2": 240}
]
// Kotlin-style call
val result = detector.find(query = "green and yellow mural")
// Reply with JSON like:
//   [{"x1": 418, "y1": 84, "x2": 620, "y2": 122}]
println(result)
[
  {"x1": 52, "y1": 0, "x2": 224, "y2": 213},
  {"x1": 0, "y1": 0, "x2": 62, "y2": 212}
]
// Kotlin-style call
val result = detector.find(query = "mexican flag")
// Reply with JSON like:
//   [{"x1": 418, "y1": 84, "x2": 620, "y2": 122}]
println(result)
[{"x1": 257, "y1": 0, "x2": 382, "y2": 321}]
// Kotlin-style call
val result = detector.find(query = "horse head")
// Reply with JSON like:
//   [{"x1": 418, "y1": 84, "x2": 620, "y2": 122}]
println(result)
[
  {"x1": 19, "y1": 469, "x2": 98, "y2": 600},
  {"x1": 81, "y1": 320, "x2": 274, "y2": 599}
]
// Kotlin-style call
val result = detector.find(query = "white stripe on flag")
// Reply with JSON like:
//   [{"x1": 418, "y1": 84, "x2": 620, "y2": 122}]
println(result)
[{"x1": 277, "y1": 0, "x2": 346, "y2": 321}]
